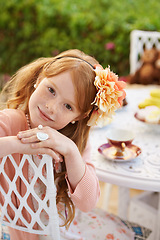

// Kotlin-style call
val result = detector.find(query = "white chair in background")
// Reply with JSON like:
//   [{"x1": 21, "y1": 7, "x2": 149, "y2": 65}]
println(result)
[
  {"x1": 100, "y1": 30, "x2": 160, "y2": 240},
  {"x1": 101, "y1": 30, "x2": 160, "y2": 213},
  {"x1": 129, "y1": 29, "x2": 160, "y2": 240},
  {"x1": 130, "y1": 29, "x2": 160, "y2": 74},
  {"x1": 0, "y1": 154, "x2": 60, "y2": 240}
]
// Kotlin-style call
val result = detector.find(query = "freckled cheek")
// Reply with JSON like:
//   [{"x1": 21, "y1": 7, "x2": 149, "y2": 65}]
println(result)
[
  {"x1": 29, "y1": 96, "x2": 39, "y2": 110},
  {"x1": 36, "y1": 89, "x2": 48, "y2": 104},
  {"x1": 58, "y1": 114, "x2": 71, "y2": 126}
]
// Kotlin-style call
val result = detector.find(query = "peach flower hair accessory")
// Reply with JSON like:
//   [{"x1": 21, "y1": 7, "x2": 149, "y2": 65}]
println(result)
[{"x1": 87, "y1": 65, "x2": 126, "y2": 127}]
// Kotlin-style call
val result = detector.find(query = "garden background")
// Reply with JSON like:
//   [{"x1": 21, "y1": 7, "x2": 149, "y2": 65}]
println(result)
[{"x1": 0, "y1": 0, "x2": 160, "y2": 86}]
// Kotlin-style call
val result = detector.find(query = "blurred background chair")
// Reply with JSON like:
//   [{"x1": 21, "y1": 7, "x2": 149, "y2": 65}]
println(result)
[
  {"x1": 100, "y1": 30, "x2": 160, "y2": 214},
  {"x1": 130, "y1": 29, "x2": 160, "y2": 74},
  {"x1": 0, "y1": 154, "x2": 60, "y2": 240},
  {"x1": 128, "y1": 29, "x2": 160, "y2": 240},
  {"x1": 98, "y1": 29, "x2": 160, "y2": 240}
]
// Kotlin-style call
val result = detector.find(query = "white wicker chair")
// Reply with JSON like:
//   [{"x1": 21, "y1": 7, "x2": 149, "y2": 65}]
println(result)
[
  {"x1": 0, "y1": 154, "x2": 60, "y2": 240},
  {"x1": 130, "y1": 29, "x2": 160, "y2": 74},
  {"x1": 0, "y1": 153, "x2": 152, "y2": 240}
]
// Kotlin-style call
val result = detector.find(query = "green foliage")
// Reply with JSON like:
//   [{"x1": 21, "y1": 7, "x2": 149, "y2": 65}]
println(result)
[{"x1": 0, "y1": 0, "x2": 160, "y2": 76}]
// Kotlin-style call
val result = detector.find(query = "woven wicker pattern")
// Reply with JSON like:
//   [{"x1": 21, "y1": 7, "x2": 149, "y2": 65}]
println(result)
[{"x1": 0, "y1": 154, "x2": 60, "y2": 240}]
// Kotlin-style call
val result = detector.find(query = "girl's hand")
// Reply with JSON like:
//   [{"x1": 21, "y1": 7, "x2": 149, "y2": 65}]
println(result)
[
  {"x1": 17, "y1": 126, "x2": 86, "y2": 190},
  {"x1": 17, "y1": 126, "x2": 75, "y2": 161}
]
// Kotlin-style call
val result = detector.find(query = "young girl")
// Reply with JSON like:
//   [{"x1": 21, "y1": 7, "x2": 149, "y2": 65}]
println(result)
[{"x1": 0, "y1": 49, "x2": 127, "y2": 240}]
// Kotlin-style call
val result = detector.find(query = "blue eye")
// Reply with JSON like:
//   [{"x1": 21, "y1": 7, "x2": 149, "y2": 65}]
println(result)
[
  {"x1": 65, "y1": 103, "x2": 72, "y2": 111},
  {"x1": 49, "y1": 87, "x2": 55, "y2": 95}
]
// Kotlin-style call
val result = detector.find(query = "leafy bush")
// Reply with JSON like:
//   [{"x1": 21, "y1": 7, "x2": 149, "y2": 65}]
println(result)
[{"x1": 0, "y1": 0, "x2": 160, "y2": 77}]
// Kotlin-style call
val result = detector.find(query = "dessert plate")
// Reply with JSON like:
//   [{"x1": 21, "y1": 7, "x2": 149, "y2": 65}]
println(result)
[
  {"x1": 134, "y1": 112, "x2": 160, "y2": 125},
  {"x1": 98, "y1": 143, "x2": 141, "y2": 162}
]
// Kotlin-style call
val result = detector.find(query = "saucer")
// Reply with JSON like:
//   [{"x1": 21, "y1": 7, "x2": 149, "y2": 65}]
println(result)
[{"x1": 98, "y1": 143, "x2": 141, "y2": 162}]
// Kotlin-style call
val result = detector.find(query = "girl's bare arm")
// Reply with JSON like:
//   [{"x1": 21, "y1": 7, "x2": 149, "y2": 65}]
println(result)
[
  {"x1": 0, "y1": 136, "x2": 22, "y2": 158},
  {"x1": 0, "y1": 134, "x2": 61, "y2": 162}
]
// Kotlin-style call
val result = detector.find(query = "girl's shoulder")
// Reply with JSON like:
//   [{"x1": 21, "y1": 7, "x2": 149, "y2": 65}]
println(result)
[
  {"x1": 0, "y1": 109, "x2": 25, "y2": 121},
  {"x1": 0, "y1": 109, "x2": 27, "y2": 135}
]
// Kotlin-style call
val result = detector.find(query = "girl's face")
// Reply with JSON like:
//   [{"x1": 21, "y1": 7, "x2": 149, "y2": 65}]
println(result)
[{"x1": 29, "y1": 71, "x2": 81, "y2": 130}]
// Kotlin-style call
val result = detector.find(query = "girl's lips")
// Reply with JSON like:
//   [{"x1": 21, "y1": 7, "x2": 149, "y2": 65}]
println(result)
[{"x1": 38, "y1": 107, "x2": 53, "y2": 121}]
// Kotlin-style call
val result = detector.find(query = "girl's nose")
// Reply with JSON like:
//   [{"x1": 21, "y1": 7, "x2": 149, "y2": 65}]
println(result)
[
  {"x1": 46, "y1": 103, "x2": 53, "y2": 113},
  {"x1": 45, "y1": 102, "x2": 57, "y2": 114}
]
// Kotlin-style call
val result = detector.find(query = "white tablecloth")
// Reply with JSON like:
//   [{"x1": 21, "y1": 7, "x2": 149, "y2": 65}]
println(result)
[{"x1": 90, "y1": 85, "x2": 160, "y2": 190}]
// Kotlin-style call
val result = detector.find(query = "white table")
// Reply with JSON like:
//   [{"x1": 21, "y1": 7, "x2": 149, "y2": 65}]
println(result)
[{"x1": 90, "y1": 85, "x2": 160, "y2": 239}]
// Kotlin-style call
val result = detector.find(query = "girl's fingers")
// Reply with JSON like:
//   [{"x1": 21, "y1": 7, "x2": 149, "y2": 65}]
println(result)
[
  {"x1": 30, "y1": 142, "x2": 63, "y2": 162},
  {"x1": 18, "y1": 129, "x2": 49, "y2": 143},
  {"x1": 33, "y1": 148, "x2": 63, "y2": 162},
  {"x1": 18, "y1": 127, "x2": 64, "y2": 162},
  {"x1": 17, "y1": 130, "x2": 35, "y2": 139},
  {"x1": 20, "y1": 135, "x2": 39, "y2": 143},
  {"x1": 17, "y1": 127, "x2": 45, "y2": 139}
]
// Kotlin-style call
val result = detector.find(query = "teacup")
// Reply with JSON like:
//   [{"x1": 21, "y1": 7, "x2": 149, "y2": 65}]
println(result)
[{"x1": 106, "y1": 128, "x2": 135, "y2": 157}]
